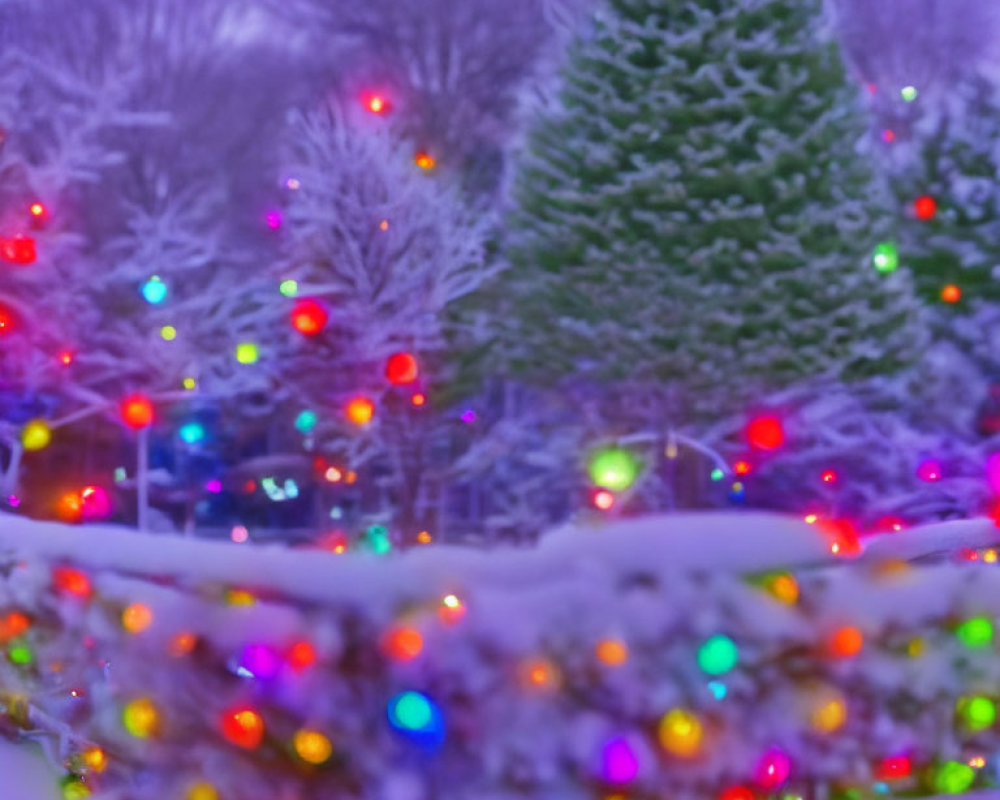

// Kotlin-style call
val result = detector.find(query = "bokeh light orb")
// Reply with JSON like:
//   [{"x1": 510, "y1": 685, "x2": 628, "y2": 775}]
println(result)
[
  {"x1": 346, "y1": 396, "x2": 375, "y2": 426},
  {"x1": 79, "y1": 486, "x2": 112, "y2": 521},
  {"x1": 290, "y1": 298, "x2": 328, "y2": 336},
  {"x1": 600, "y1": 736, "x2": 640, "y2": 784},
  {"x1": 122, "y1": 698, "x2": 160, "y2": 738},
  {"x1": 745, "y1": 415, "x2": 784, "y2": 450},
  {"x1": 755, "y1": 746, "x2": 791, "y2": 789},
  {"x1": 21, "y1": 419, "x2": 52, "y2": 451},
  {"x1": 588, "y1": 448, "x2": 640, "y2": 492},
  {"x1": 385, "y1": 352, "x2": 419, "y2": 385},
  {"x1": 293, "y1": 729, "x2": 333, "y2": 765},
  {"x1": 697, "y1": 634, "x2": 738, "y2": 676},
  {"x1": 658, "y1": 709, "x2": 703, "y2": 758},
  {"x1": 235, "y1": 342, "x2": 259, "y2": 365},
  {"x1": 141, "y1": 276, "x2": 167, "y2": 305},
  {"x1": 387, "y1": 691, "x2": 444, "y2": 746},
  {"x1": 220, "y1": 706, "x2": 265, "y2": 749},
  {"x1": 872, "y1": 241, "x2": 899, "y2": 273},
  {"x1": 120, "y1": 394, "x2": 154, "y2": 430}
]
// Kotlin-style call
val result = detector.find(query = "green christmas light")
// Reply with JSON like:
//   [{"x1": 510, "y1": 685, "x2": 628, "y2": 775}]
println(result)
[
  {"x1": 697, "y1": 634, "x2": 738, "y2": 676},
  {"x1": 957, "y1": 695, "x2": 996, "y2": 732},
  {"x1": 872, "y1": 241, "x2": 899, "y2": 274},
  {"x1": 588, "y1": 448, "x2": 641, "y2": 492},
  {"x1": 279, "y1": 279, "x2": 299, "y2": 298},
  {"x1": 901, "y1": 85, "x2": 918, "y2": 102},
  {"x1": 8, "y1": 642, "x2": 32, "y2": 665},
  {"x1": 956, "y1": 617, "x2": 993, "y2": 648},
  {"x1": 934, "y1": 761, "x2": 975, "y2": 794},
  {"x1": 710, "y1": 467, "x2": 725, "y2": 481},
  {"x1": 367, "y1": 525, "x2": 392, "y2": 555},
  {"x1": 295, "y1": 409, "x2": 318, "y2": 435}
]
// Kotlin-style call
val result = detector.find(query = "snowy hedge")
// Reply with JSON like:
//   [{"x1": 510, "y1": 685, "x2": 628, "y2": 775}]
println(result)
[{"x1": 0, "y1": 512, "x2": 1000, "y2": 799}]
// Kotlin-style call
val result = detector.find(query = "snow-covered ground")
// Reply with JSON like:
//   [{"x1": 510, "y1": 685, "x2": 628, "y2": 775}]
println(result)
[{"x1": 0, "y1": 740, "x2": 59, "y2": 800}]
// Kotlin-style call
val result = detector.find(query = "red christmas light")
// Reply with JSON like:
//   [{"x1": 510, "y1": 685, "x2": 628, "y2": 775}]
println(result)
[
  {"x1": 733, "y1": 460, "x2": 752, "y2": 476},
  {"x1": 593, "y1": 490, "x2": 615, "y2": 510},
  {"x1": 821, "y1": 469, "x2": 838, "y2": 484},
  {"x1": 59, "y1": 351, "x2": 74, "y2": 366},
  {"x1": 0, "y1": 305, "x2": 15, "y2": 336},
  {"x1": 718, "y1": 788, "x2": 755, "y2": 800},
  {"x1": 411, "y1": 393, "x2": 427, "y2": 407},
  {"x1": 364, "y1": 94, "x2": 390, "y2": 114},
  {"x1": 52, "y1": 567, "x2": 92, "y2": 599},
  {"x1": 941, "y1": 284, "x2": 961, "y2": 304},
  {"x1": 913, "y1": 195, "x2": 937, "y2": 221},
  {"x1": 1, "y1": 236, "x2": 36, "y2": 264},
  {"x1": 29, "y1": 202, "x2": 46, "y2": 219},
  {"x1": 876, "y1": 755, "x2": 912, "y2": 781},
  {"x1": 220, "y1": 706, "x2": 265, "y2": 750},
  {"x1": 385, "y1": 351, "x2": 419, "y2": 385},
  {"x1": 745, "y1": 415, "x2": 784, "y2": 450},
  {"x1": 290, "y1": 298, "x2": 328, "y2": 336},
  {"x1": 120, "y1": 394, "x2": 154, "y2": 430},
  {"x1": 287, "y1": 641, "x2": 317, "y2": 673}
]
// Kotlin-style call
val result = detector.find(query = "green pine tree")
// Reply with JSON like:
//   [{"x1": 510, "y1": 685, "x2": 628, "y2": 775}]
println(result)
[
  {"x1": 490, "y1": 0, "x2": 921, "y2": 416},
  {"x1": 891, "y1": 73, "x2": 1000, "y2": 365}
]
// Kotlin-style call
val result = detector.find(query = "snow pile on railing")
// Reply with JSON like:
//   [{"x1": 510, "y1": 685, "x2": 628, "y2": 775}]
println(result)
[{"x1": 0, "y1": 512, "x2": 998, "y2": 800}]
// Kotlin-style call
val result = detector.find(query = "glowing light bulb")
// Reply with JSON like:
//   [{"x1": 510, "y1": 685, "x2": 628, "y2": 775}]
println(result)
[
  {"x1": 828, "y1": 626, "x2": 864, "y2": 658},
  {"x1": 385, "y1": 351, "x2": 419, "y2": 384},
  {"x1": 231, "y1": 525, "x2": 249, "y2": 543},
  {"x1": 387, "y1": 691, "x2": 444, "y2": 746},
  {"x1": 935, "y1": 761, "x2": 975, "y2": 794},
  {"x1": 593, "y1": 489, "x2": 615, "y2": 510},
  {"x1": 29, "y1": 202, "x2": 45, "y2": 218},
  {"x1": 414, "y1": 152, "x2": 436, "y2": 170},
  {"x1": 733, "y1": 460, "x2": 752, "y2": 476},
  {"x1": 122, "y1": 698, "x2": 160, "y2": 738},
  {"x1": 179, "y1": 422, "x2": 205, "y2": 444},
  {"x1": 914, "y1": 195, "x2": 937, "y2": 220},
  {"x1": 916, "y1": 459, "x2": 942, "y2": 482},
  {"x1": 346, "y1": 397, "x2": 375, "y2": 425},
  {"x1": 958, "y1": 695, "x2": 996, "y2": 732},
  {"x1": 235, "y1": 342, "x2": 259, "y2": 364},
  {"x1": 380, "y1": 219, "x2": 389, "y2": 231},
  {"x1": 279, "y1": 279, "x2": 298, "y2": 297},
  {"x1": 588, "y1": 448, "x2": 640, "y2": 492},
  {"x1": 287, "y1": 640, "x2": 317, "y2": 672},
  {"x1": 595, "y1": 639, "x2": 628, "y2": 666},
  {"x1": 219, "y1": 706, "x2": 265, "y2": 749},
  {"x1": 121, "y1": 603, "x2": 153, "y2": 634},
  {"x1": 941, "y1": 284, "x2": 961, "y2": 304},
  {"x1": 120, "y1": 394, "x2": 154, "y2": 430},
  {"x1": 872, "y1": 241, "x2": 899, "y2": 273},
  {"x1": 294, "y1": 729, "x2": 333, "y2": 764},
  {"x1": 745, "y1": 415, "x2": 784, "y2": 450},
  {"x1": 417, "y1": 530, "x2": 433, "y2": 544},
  {"x1": 755, "y1": 747, "x2": 791, "y2": 789},
  {"x1": 295, "y1": 409, "x2": 318, "y2": 435},
  {"x1": 697, "y1": 634, "x2": 738, "y2": 676},
  {"x1": 658, "y1": 709, "x2": 703, "y2": 758},
  {"x1": 290, "y1": 298, "x2": 328, "y2": 336},
  {"x1": 141, "y1": 276, "x2": 167, "y2": 305},
  {"x1": 52, "y1": 567, "x2": 91, "y2": 598},
  {"x1": 600, "y1": 736, "x2": 639, "y2": 784},
  {"x1": 186, "y1": 783, "x2": 219, "y2": 800},
  {"x1": 182, "y1": 376, "x2": 197, "y2": 390},
  {"x1": 901, "y1": 85, "x2": 918, "y2": 102},
  {"x1": 21, "y1": 419, "x2": 52, "y2": 451},
  {"x1": 382, "y1": 626, "x2": 424, "y2": 661},
  {"x1": 821, "y1": 469, "x2": 838, "y2": 484},
  {"x1": 160, "y1": 325, "x2": 177, "y2": 341},
  {"x1": 957, "y1": 617, "x2": 993, "y2": 648},
  {"x1": 169, "y1": 632, "x2": 197, "y2": 657}
]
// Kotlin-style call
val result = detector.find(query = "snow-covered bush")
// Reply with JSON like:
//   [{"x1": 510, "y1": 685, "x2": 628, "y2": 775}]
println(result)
[{"x1": 1, "y1": 513, "x2": 1000, "y2": 799}]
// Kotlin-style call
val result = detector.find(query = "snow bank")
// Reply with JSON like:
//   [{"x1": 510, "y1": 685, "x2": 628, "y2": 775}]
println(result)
[{"x1": 0, "y1": 512, "x2": 997, "y2": 799}]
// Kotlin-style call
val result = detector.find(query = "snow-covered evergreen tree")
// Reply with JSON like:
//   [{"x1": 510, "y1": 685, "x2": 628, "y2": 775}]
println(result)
[
  {"x1": 888, "y1": 74, "x2": 1000, "y2": 373},
  {"x1": 272, "y1": 104, "x2": 490, "y2": 537},
  {"x1": 491, "y1": 0, "x2": 922, "y2": 419}
]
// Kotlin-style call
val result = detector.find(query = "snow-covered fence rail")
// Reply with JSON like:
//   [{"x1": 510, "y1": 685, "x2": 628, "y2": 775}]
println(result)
[{"x1": 0, "y1": 512, "x2": 998, "y2": 799}]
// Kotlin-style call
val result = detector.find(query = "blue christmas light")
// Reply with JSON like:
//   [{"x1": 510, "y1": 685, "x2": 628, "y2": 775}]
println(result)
[
  {"x1": 178, "y1": 422, "x2": 206, "y2": 444},
  {"x1": 295, "y1": 409, "x2": 318, "y2": 435},
  {"x1": 141, "y1": 276, "x2": 168, "y2": 305},
  {"x1": 387, "y1": 691, "x2": 444, "y2": 747}
]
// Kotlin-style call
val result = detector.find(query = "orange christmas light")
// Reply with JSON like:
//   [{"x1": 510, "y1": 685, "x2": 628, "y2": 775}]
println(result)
[
  {"x1": 828, "y1": 626, "x2": 864, "y2": 658},
  {"x1": 345, "y1": 397, "x2": 375, "y2": 425},
  {"x1": 220, "y1": 706, "x2": 265, "y2": 750}
]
